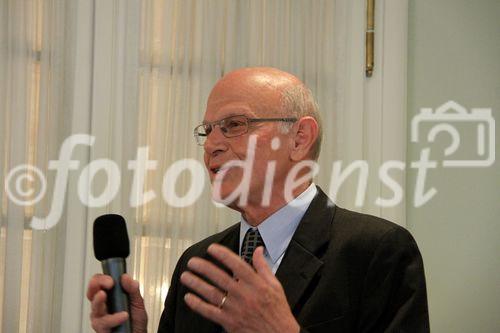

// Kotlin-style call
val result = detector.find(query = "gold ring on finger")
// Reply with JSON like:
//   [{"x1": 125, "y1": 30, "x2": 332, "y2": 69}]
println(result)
[{"x1": 218, "y1": 294, "x2": 228, "y2": 309}]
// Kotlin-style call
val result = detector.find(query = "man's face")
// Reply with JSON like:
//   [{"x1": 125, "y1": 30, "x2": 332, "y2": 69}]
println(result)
[{"x1": 202, "y1": 73, "x2": 293, "y2": 208}]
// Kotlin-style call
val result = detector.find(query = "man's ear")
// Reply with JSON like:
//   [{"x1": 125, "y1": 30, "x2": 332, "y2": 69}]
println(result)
[{"x1": 289, "y1": 117, "x2": 319, "y2": 161}]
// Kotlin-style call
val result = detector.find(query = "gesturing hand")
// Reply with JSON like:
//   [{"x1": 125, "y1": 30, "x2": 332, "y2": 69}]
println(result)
[
  {"x1": 87, "y1": 274, "x2": 148, "y2": 333},
  {"x1": 180, "y1": 244, "x2": 300, "y2": 333}
]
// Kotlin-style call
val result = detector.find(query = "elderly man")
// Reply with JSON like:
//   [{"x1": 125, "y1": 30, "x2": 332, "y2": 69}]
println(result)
[{"x1": 88, "y1": 67, "x2": 429, "y2": 332}]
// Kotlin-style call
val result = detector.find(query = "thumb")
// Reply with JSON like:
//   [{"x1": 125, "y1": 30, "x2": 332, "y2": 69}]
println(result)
[
  {"x1": 121, "y1": 274, "x2": 144, "y2": 305},
  {"x1": 252, "y1": 246, "x2": 275, "y2": 284}
]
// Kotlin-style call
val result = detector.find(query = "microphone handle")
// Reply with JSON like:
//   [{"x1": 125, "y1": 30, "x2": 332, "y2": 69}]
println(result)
[{"x1": 102, "y1": 258, "x2": 132, "y2": 333}]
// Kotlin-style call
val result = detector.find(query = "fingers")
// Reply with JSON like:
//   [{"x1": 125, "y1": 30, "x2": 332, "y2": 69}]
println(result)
[
  {"x1": 91, "y1": 290, "x2": 108, "y2": 318},
  {"x1": 120, "y1": 274, "x2": 138, "y2": 292},
  {"x1": 184, "y1": 293, "x2": 225, "y2": 326},
  {"x1": 91, "y1": 312, "x2": 129, "y2": 333},
  {"x1": 120, "y1": 274, "x2": 141, "y2": 299},
  {"x1": 180, "y1": 271, "x2": 227, "y2": 306},
  {"x1": 121, "y1": 274, "x2": 146, "y2": 310},
  {"x1": 87, "y1": 274, "x2": 114, "y2": 301},
  {"x1": 206, "y1": 244, "x2": 257, "y2": 284},
  {"x1": 89, "y1": 274, "x2": 146, "y2": 333},
  {"x1": 186, "y1": 257, "x2": 239, "y2": 294},
  {"x1": 252, "y1": 246, "x2": 275, "y2": 285}
]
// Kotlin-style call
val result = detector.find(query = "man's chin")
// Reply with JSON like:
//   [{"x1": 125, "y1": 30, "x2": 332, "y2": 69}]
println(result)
[
  {"x1": 211, "y1": 189, "x2": 236, "y2": 205},
  {"x1": 210, "y1": 185, "x2": 244, "y2": 209}
]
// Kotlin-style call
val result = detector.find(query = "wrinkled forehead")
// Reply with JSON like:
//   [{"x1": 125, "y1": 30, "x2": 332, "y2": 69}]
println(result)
[{"x1": 204, "y1": 79, "x2": 283, "y2": 122}]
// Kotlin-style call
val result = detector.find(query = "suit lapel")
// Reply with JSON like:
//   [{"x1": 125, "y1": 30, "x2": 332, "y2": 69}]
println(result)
[{"x1": 275, "y1": 187, "x2": 336, "y2": 312}]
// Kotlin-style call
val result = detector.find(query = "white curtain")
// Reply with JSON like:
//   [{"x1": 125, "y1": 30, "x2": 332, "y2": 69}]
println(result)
[
  {"x1": 0, "y1": 1, "x2": 407, "y2": 332},
  {"x1": 0, "y1": 0, "x2": 80, "y2": 332}
]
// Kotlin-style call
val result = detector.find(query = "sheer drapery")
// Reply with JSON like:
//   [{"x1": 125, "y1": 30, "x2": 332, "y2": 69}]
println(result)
[
  {"x1": 0, "y1": 0, "x2": 80, "y2": 332},
  {"x1": 0, "y1": 1, "x2": 407, "y2": 332}
]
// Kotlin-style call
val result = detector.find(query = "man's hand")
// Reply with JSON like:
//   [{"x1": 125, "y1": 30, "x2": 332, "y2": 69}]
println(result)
[
  {"x1": 87, "y1": 274, "x2": 148, "y2": 333},
  {"x1": 180, "y1": 244, "x2": 300, "y2": 333}
]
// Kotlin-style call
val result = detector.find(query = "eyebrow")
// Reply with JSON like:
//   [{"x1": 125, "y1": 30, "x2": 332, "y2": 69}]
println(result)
[{"x1": 202, "y1": 112, "x2": 249, "y2": 125}]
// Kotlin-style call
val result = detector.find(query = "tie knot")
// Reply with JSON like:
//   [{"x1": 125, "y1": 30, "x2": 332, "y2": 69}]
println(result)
[{"x1": 241, "y1": 228, "x2": 265, "y2": 264}]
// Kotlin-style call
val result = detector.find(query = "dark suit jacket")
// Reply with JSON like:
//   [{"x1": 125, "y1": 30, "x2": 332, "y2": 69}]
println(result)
[{"x1": 158, "y1": 187, "x2": 429, "y2": 332}]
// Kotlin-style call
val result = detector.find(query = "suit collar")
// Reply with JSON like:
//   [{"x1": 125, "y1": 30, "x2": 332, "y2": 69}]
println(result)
[
  {"x1": 218, "y1": 223, "x2": 240, "y2": 253},
  {"x1": 275, "y1": 186, "x2": 336, "y2": 312},
  {"x1": 239, "y1": 183, "x2": 318, "y2": 264},
  {"x1": 288, "y1": 186, "x2": 335, "y2": 254}
]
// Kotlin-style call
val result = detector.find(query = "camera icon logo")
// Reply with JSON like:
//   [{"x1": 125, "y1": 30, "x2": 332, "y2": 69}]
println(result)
[{"x1": 411, "y1": 100, "x2": 495, "y2": 167}]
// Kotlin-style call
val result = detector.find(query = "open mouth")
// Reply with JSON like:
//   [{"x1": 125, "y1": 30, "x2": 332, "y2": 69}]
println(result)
[{"x1": 211, "y1": 166, "x2": 232, "y2": 177}]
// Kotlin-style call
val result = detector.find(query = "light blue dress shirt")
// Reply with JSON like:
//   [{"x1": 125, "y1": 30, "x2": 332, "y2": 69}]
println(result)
[{"x1": 239, "y1": 183, "x2": 318, "y2": 274}]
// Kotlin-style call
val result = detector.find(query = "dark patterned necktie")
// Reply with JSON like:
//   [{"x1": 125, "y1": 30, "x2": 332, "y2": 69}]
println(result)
[{"x1": 241, "y1": 228, "x2": 265, "y2": 265}]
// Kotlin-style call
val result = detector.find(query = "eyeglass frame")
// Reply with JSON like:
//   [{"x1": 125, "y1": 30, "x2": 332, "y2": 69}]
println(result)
[{"x1": 193, "y1": 114, "x2": 298, "y2": 146}]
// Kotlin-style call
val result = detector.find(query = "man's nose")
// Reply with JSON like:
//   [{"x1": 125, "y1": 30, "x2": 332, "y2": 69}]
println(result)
[{"x1": 204, "y1": 126, "x2": 227, "y2": 155}]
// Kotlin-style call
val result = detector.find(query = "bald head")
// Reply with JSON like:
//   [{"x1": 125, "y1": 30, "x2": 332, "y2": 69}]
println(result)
[
  {"x1": 216, "y1": 67, "x2": 302, "y2": 88},
  {"x1": 207, "y1": 67, "x2": 322, "y2": 159}
]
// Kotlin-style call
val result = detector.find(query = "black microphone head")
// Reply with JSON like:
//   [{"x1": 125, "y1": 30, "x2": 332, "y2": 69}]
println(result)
[{"x1": 93, "y1": 214, "x2": 130, "y2": 261}]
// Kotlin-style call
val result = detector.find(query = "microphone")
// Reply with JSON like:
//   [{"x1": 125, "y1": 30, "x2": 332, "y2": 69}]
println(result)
[{"x1": 93, "y1": 214, "x2": 132, "y2": 333}]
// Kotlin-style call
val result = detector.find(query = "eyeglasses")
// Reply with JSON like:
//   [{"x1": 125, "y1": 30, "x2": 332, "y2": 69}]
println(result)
[{"x1": 193, "y1": 114, "x2": 297, "y2": 146}]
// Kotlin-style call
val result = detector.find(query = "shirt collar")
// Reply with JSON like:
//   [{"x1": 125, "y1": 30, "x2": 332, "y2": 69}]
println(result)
[{"x1": 240, "y1": 183, "x2": 318, "y2": 263}]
